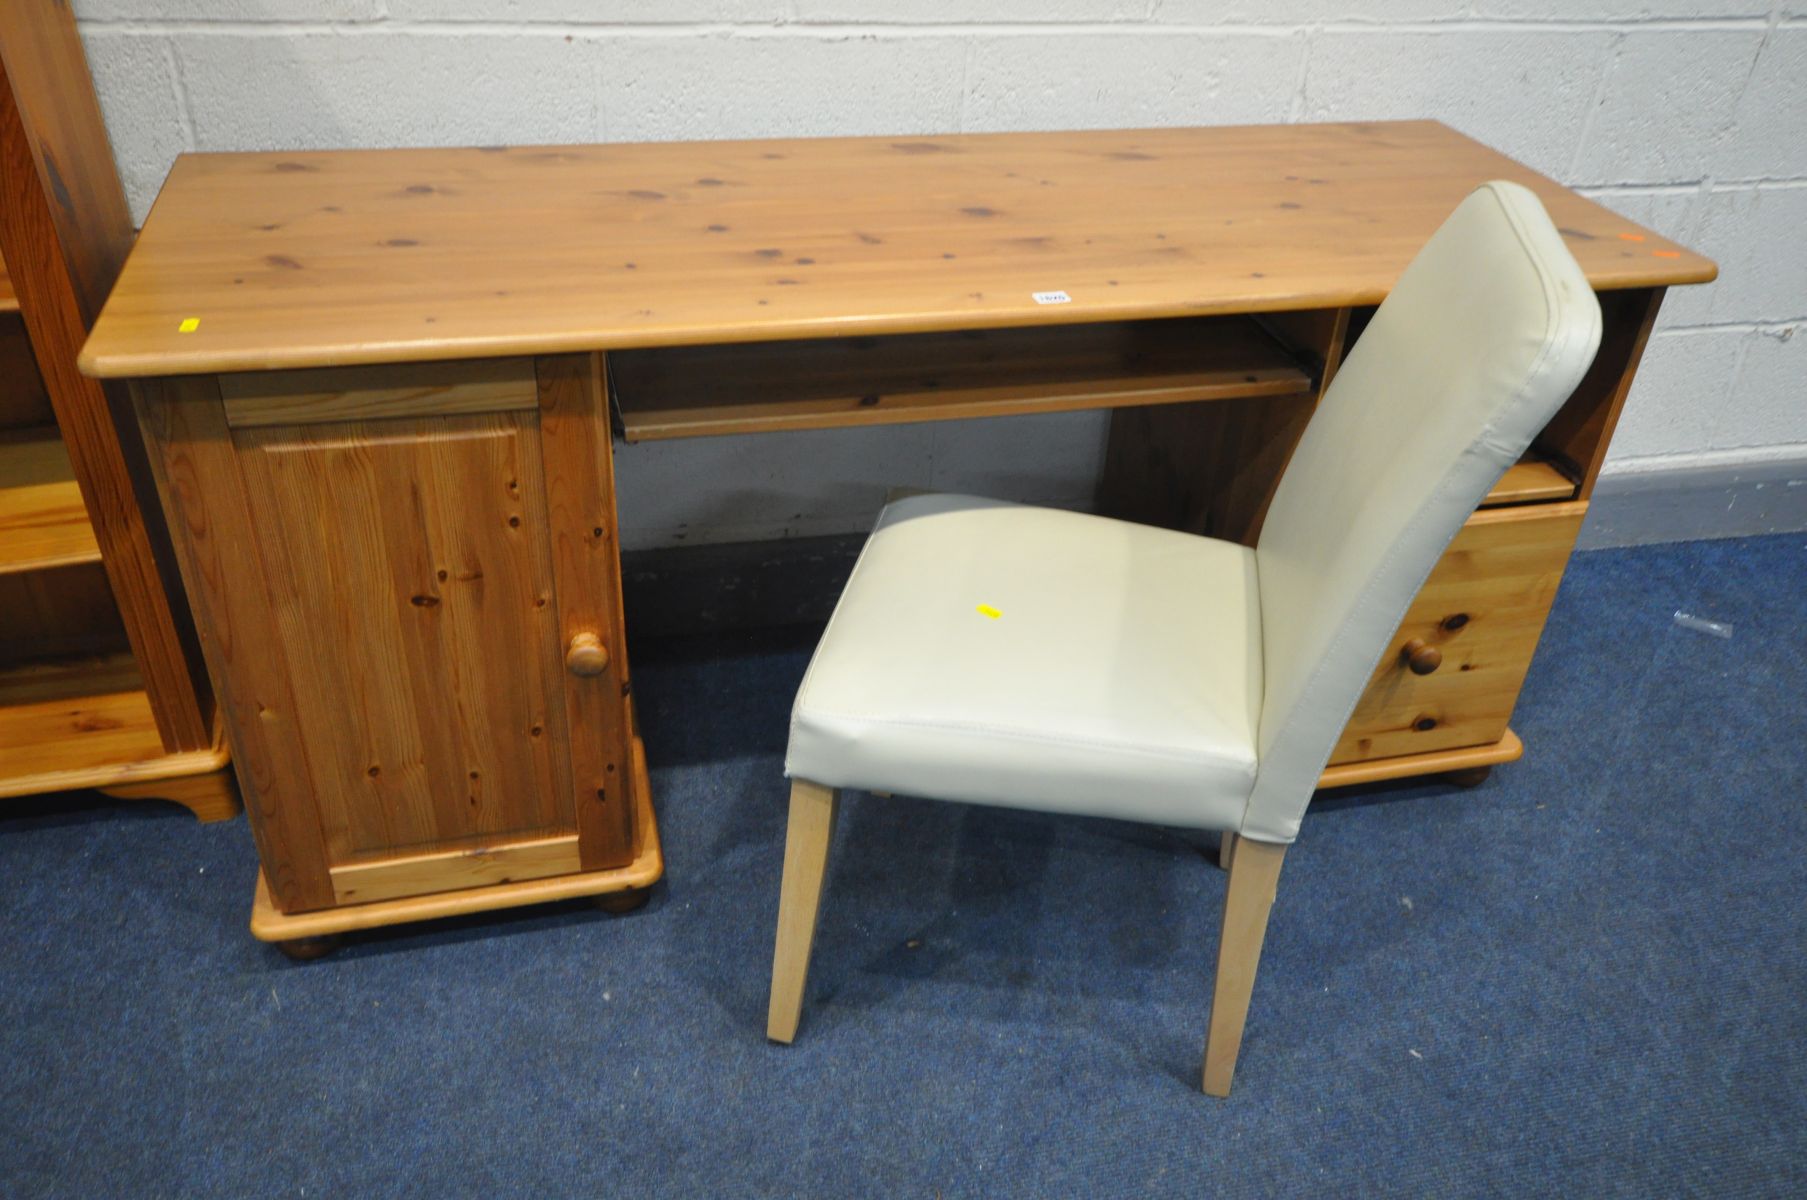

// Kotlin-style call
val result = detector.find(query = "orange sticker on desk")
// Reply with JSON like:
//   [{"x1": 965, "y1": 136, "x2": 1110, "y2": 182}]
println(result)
[
  {"x1": 177, "y1": 317, "x2": 200, "y2": 333},
  {"x1": 976, "y1": 604, "x2": 1002, "y2": 619},
  {"x1": 1652, "y1": 249, "x2": 1681, "y2": 258},
  {"x1": 1618, "y1": 233, "x2": 1646, "y2": 243}
]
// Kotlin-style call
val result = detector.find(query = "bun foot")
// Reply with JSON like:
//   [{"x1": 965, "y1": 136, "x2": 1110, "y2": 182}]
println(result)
[
  {"x1": 276, "y1": 934, "x2": 342, "y2": 961},
  {"x1": 594, "y1": 886, "x2": 651, "y2": 915},
  {"x1": 1445, "y1": 766, "x2": 1493, "y2": 788}
]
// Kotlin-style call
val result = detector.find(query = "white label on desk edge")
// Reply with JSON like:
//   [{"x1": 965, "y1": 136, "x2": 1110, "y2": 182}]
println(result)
[{"x1": 1032, "y1": 291, "x2": 1072, "y2": 305}]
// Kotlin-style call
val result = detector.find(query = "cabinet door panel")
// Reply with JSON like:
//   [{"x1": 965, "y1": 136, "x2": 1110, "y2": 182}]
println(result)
[
  {"x1": 235, "y1": 410, "x2": 573, "y2": 861},
  {"x1": 139, "y1": 357, "x2": 640, "y2": 913},
  {"x1": 329, "y1": 833, "x2": 582, "y2": 906}
]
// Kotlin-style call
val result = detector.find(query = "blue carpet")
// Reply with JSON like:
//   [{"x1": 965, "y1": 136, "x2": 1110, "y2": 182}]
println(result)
[{"x1": 2, "y1": 533, "x2": 1802, "y2": 1198}]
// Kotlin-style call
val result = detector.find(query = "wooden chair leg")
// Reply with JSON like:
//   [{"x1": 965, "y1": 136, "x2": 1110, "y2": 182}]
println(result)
[
  {"x1": 1202, "y1": 836, "x2": 1288, "y2": 1097},
  {"x1": 1219, "y1": 829, "x2": 1237, "y2": 871},
  {"x1": 766, "y1": 778, "x2": 839, "y2": 1044}
]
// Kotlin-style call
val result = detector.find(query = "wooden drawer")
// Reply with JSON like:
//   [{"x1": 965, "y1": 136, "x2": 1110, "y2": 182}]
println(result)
[{"x1": 1329, "y1": 499, "x2": 1586, "y2": 765}]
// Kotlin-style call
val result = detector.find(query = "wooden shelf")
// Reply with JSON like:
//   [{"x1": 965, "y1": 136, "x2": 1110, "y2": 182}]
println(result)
[
  {"x1": 1483, "y1": 454, "x2": 1577, "y2": 508},
  {"x1": 0, "y1": 652, "x2": 229, "y2": 799},
  {"x1": 610, "y1": 316, "x2": 1313, "y2": 442},
  {"x1": 0, "y1": 429, "x2": 100, "y2": 574},
  {"x1": 0, "y1": 0, "x2": 223, "y2": 812}
]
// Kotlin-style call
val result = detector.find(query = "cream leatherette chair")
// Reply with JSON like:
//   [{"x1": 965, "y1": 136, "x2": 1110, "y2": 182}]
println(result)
[{"x1": 766, "y1": 181, "x2": 1604, "y2": 1096}]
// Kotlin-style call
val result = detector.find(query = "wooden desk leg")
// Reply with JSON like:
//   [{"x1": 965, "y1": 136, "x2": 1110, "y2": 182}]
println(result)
[{"x1": 98, "y1": 767, "x2": 242, "y2": 822}]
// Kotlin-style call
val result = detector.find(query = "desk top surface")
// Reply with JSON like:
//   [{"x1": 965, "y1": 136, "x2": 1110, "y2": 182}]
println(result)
[{"x1": 81, "y1": 121, "x2": 1715, "y2": 379}]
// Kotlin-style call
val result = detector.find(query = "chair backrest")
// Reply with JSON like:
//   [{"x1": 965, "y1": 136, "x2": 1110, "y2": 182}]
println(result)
[{"x1": 1242, "y1": 181, "x2": 1602, "y2": 843}]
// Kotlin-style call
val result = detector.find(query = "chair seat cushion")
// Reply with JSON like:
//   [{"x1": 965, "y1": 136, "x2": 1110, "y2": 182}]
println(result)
[{"x1": 786, "y1": 495, "x2": 1262, "y2": 830}]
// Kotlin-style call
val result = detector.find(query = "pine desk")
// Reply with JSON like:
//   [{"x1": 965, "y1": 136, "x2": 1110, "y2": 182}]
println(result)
[{"x1": 80, "y1": 121, "x2": 1714, "y2": 949}]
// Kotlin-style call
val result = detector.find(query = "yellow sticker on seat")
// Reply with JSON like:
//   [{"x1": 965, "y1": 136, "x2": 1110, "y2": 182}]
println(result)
[
  {"x1": 976, "y1": 604, "x2": 1001, "y2": 619},
  {"x1": 178, "y1": 317, "x2": 200, "y2": 333}
]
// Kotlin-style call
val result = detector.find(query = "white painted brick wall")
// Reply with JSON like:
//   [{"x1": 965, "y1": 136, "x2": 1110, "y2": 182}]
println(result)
[
  {"x1": 72, "y1": 1, "x2": 1807, "y2": 548},
  {"x1": 176, "y1": 33, "x2": 602, "y2": 150},
  {"x1": 963, "y1": 32, "x2": 1304, "y2": 131},
  {"x1": 1302, "y1": 29, "x2": 1611, "y2": 176},
  {"x1": 600, "y1": 35, "x2": 969, "y2": 141}
]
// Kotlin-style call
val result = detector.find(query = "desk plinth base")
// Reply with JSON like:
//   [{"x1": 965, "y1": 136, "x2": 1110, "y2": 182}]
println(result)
[
  {"x1": 249, "y1": 737, "x2": 663, "y2": 944},
  {"x1": 1317, "y1": 727, "x2": 1523, "y2": 790}
]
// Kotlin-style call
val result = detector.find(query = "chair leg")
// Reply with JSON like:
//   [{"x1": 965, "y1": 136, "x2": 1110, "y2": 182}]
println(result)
[
  {"x1": 766, "y1": 778, "x2": 839, "y2": 1043},
  {"x1": 1218, "y1": 829, "x2": 1237, "y2": 871},
  {"x1": 1202, "y1": 836, "x2": 1288, "y2": 1097}
]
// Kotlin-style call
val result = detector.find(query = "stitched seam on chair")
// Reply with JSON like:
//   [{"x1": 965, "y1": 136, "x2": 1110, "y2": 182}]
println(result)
[
  {"x1": 1243, "y1": 183, "x2": 1583, "y2": 833},
  {"x1": 799, "y1": 707, "x2": 1259, "y2": 775}
]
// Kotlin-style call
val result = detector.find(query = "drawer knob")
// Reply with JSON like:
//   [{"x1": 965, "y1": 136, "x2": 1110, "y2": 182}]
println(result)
[
  {"x1": 1401, "y1": 638, "x2": 1442, "y2": 675},
  {"x1": 565, "y1": 632, "x2": 610, "y2": 677}
]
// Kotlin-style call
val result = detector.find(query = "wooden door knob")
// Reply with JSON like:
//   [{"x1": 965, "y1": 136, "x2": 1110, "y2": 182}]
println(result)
[
  {"x1": 1401, "y1": 638, "x2": 1442, "y2": 675},
  {"x1": 565, "y1": 632, "x2": 610, "y2": 677}
]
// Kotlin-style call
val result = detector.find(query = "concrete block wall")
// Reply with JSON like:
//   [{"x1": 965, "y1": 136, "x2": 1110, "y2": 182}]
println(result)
[{"x1": 73, "y1": 2, "x2": 1807, "y2": 549}]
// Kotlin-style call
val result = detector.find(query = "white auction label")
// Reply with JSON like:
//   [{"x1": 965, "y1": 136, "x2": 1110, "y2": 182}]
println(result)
[{"x1": 1031, "y1": 291, "x2": 1072, "y2": 304}]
